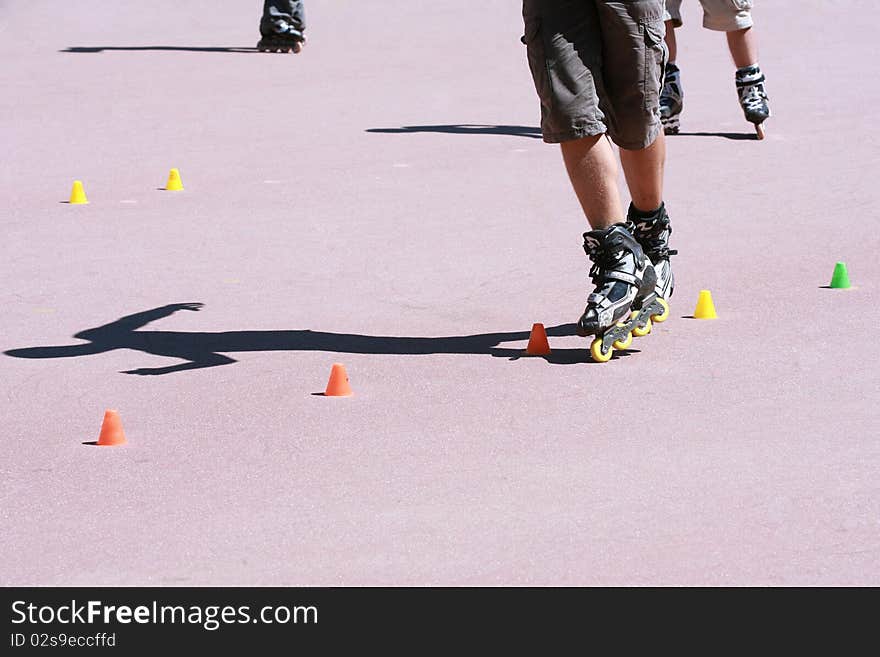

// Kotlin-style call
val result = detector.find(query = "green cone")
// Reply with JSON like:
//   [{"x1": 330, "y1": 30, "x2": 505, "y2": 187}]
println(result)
[{"x1": 830, "y1": 262, "x2": 851, "y2": 289}]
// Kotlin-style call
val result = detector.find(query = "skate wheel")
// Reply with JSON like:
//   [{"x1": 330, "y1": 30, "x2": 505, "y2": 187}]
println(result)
[
  {"x1": 632, "y1": 319, "x2": 652, "y2": 337},
  {"x1": 612, "y1": 331, "x2": 633, "y2": 350},
  {"x1": 755, "y1": 123, "x2": 766, "y2": 140},
  {"x1": 651, "y1": 298, "x2": 670, "y2": 323},
  {"x1": 590, "y1": 338, "x2": 614, "y2": 363}
]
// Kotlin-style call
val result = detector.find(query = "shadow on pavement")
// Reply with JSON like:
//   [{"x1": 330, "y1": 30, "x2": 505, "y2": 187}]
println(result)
[
  {"x1": 366, "y1": 124, "x2": 543, "y2": 139},
  {"x1": 3, "y1": 303, "x2": 613, "y2": 374},
  {"x1": 62, "y1": 46, "x2": 258, "y2": 53},
  {"x1": 674, "y1": 131, "x2": 757, "y2": 141},
  {"x1": 501, "y1": 347, "x2": 637, "y2": 364}
]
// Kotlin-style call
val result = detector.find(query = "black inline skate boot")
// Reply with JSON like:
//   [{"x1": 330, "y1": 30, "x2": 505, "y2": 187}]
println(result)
[
  {"x1": 735, "y1": 64, "x2": 770, "y2": 139},
  {"x1": 660, "y1": 62, "x2": 684, "y2": 135},
  {"x1": 258, "y1": 0, "x2": 306, "y2": 53},
  {"x1": 578, "y1": 223, "x2": 657, "y2": 362},
  {"x1": 625, "y1": 203, "x2": 676, "y2": 343},
  {"x1": 628, "y1": 202, "x2": 677, "y2": 301}
]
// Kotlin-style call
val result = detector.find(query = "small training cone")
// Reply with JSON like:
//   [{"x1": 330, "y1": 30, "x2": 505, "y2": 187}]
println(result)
[
  {"x1": 324, "y1": 363, "x2": 353, "y2": 397},
  {"x1": 96, "y1": 409, "x2": 127, "y2": 446},
  {"x1": 525, "y1": 323, "x2": 551, "y2": 355},
  {"x1": 69, "y1": 180, "x2": 88, "y2": 204},
  {"x1": 693, "y1": 290, "x2": 718, "y2": 319},
  {"x1": 829, "y1": 262, "x2": 851, "y2": 289},
  {"x1": 165, "y1": 168, "x2": 184, "y2": 191}
]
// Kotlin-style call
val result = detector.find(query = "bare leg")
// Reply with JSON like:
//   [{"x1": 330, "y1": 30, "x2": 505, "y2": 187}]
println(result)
[
  {"x1": 726, "y1": 27, "x2": 758, "y2": 68},
  {"x1": 560, "y1": 134, "x2": 624, "y2": 229},
  {"x1": 619, "y1": 131, "x2": 666, "y2": 212},
  {"x1": 665, "y1": 20, "x2": 677, "y2": 62}
]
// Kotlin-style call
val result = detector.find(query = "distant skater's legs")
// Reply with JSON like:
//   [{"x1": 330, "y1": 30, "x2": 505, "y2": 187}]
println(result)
[
  {"x1": 699, "y1": 0, "x2": 771, "y2": 137},
  {"x1": 726, "y1": 26, "x2": 758, "y2": 68},
  {"x1": 258, "y1": 0, "x2": 307, "y2": 53},
  {"x1": 660, "y1": 0, "x2": 684, "y2": 133},
  {"x1": 665, "y1": 19, "x2": 678, "y2": 61},
  {"x1": 727, "y1": 26, "x2": 770, "y2": 136}
]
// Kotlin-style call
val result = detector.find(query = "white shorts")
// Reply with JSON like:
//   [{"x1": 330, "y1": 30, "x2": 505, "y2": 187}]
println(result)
[{"x1": 664, "y1": 0, "x2": 754, "y2": 32}]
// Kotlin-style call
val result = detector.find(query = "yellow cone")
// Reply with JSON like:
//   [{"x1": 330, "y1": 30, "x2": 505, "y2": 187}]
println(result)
[
  {"x1": 69, "y1": 180, "x2": 88, "y2": 204},
  {"x1": 165, "y1": 168, "x2": 184, "y2": 191},
  {"x1": 693, "y1": 290, "x2": 717, "y2": 319}
]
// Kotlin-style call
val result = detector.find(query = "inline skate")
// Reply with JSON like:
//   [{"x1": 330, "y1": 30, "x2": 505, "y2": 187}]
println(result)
[
  {"x1": 258, "y1": 1, "x2": 306, "y2": 53},
  {"x1": 578, "y1": 223, "x2": 658, "y2": 362},
  {"x1": 736, "y1": 64, "x2": 770, "y2": 139},
  {"x1": 626, "y1": 202, "x2": 676, "y2": 340},
  {"x1": 660, "y1": 62, "x2": 684, "y2": 135}
]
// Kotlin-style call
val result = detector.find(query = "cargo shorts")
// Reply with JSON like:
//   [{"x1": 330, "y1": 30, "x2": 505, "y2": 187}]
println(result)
[
  {"x1": 664, "y1": 0, "x2": 754, "y2": 32},
  {"x1": 521, "y1": 0, "x2": 667, "y2": 150}
]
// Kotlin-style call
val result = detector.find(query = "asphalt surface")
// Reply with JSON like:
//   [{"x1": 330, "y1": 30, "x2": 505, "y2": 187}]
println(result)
[{"x1": 1, "y1": 1, "x2": 878, "y2": 585}]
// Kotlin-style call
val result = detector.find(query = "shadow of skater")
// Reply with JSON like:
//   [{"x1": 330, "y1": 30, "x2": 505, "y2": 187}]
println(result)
[
  {"x1": 62, "y1": 46, "x2": 258, "y2": 54},
  {"x1": 5, "y1": 303, "x2": 585, "y2": 375},
  {"x1": 366, "y1": 124, "x2": 543, "y2": 139},
  {"x1": 674, "y1": 131, "x2": 757, "y2": 140}
]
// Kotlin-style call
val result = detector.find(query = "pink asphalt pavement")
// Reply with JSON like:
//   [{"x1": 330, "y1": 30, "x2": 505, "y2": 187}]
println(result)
[{"x1": 2, "y1": 1, "x2": 878, "y2": 586}]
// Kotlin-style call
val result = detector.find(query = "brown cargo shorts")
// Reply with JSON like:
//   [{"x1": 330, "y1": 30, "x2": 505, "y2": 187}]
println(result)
[{"x1": 521, "y1": 0, "x2": 667, "y2": 150}]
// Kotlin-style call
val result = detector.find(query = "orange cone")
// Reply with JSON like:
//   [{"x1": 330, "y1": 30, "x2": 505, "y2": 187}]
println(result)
[
  {"x1": 96, "y1": 409, "x2": 127, "y2": 446},
  {"x1": 525, "y1": 323, "x2": 551, "y2": 355},
  {"x1": 324, "y1": 363, "x2": 353, "y2": 397}
]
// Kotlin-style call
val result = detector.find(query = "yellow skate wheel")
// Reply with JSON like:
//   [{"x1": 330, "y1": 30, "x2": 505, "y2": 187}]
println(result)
[
  {"x1": 613, "y1": 330, "x2": 633, "y2": 350},
  {"x1": 590, "y1": 338, "x2": 614, "y2": 363},
  {"x1": 652, "y1": 298, "x2": 670, "y2": 323},
  {"x1": 632, "y1": 318, "x2": 652, "y2": 337}
]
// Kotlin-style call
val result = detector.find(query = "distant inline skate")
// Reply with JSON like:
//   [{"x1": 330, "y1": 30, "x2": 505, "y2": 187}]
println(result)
[
  {"x1": 257, "y1": 0, "x2": 306, "y2": 53},
  {"x1": 660, "y1": 62, "x2": 684, "y2": 135},
  {"x1": 257, "y1": 25, "x2": 306, "y2": 53},
  {"x1": 577, "y1": 223, "x2": 663, "y2": 363},
  {"x1": 736, "y1": 64, "x2": 770, "y2": 139}
]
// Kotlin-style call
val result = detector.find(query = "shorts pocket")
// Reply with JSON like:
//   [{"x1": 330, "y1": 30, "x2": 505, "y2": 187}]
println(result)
[{"x1": 642, "y1": 18, "x2": 667, "y2": 110}]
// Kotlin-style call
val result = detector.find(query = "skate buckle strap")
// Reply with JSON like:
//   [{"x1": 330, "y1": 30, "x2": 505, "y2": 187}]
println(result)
[
  {"x1": 587, "y1": 292, "x2": 609, "y2": 307},
  {"x1": 588, "y1": 257, "x2": 623, "y2": 286},
  {"x1": 631, "y1": 212, "x2": 670, "y2": 232},
  {"x1": 736, "y1": 73, "x2": 766, "y2": 87},
  {"x1": 651, "y1": 246, "x2": 677, "y2": 259},
  {"x1": 602, "y1": 270, "x2": 639, "y2": 286},
  {"x1": 586, "y1": 292, "x2": 613, "y2": 312},
  {"x1": 631, "y1": 216, "x2": 677, "y2": 261}
]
